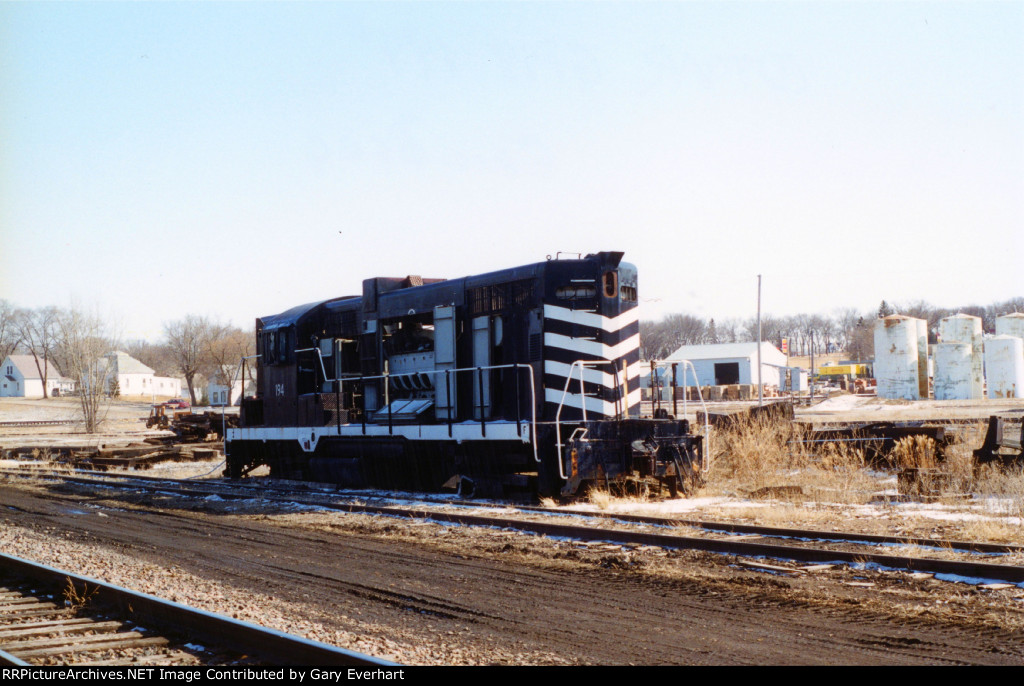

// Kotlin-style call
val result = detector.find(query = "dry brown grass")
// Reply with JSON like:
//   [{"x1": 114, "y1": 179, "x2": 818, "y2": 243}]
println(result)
[
  {"x1": 587, "y1": 489, "x2": 613, "y2": 511},
  {"x1": 938, "y1": 429, "x2": 981, "y2": 500},
  {"x1": 890, "y1": 424, "x2": 1019, "y2": 506},
  {"x1": 585, "y1": 485, "x2": 653, "y2": 511},
  {"x1": 705, "y1": 416, "x2": 878, "y2": 505},
  {"x1": 705, "y1": 503, "x2": 854, "y2": 529},
  {"x1": 972, "y1": 463, "x2": 1024, "y2": 520},
  {"x1": 958, "y1": 516, "x2": 1024, "y2": 545},
  {"x1": 891, "y1": 435, "x2": 940, "y2": 470},
  {"x1": 892, "y1": 435, "x2": 975, "y2": 501},
  {"x1": 63, "y1": 577, "x2": 99, "y2": 611}
]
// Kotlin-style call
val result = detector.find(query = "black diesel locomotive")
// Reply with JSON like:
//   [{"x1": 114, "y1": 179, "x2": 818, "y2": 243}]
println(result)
[{"x1": 225, "y1": 252, "x2": 703, "y2": 498}]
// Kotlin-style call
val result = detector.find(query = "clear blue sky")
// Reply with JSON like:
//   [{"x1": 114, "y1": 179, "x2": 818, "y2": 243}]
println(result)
[{"x1": 2, "y1": 1, "x2": 1021, "y2": 341}]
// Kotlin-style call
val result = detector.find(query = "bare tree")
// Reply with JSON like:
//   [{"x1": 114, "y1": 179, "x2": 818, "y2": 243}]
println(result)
[
  {"x1": 667, "y1": 314, "x2": 707, "y2": 347},
  {"x1": 204, "y1": 326, "x2": 255, "y2": 406},
  {"x1": 640, "y1": 314, "x2": 707, "y2": 359},
  {"x1": 986, "y1": 298, "x2": 1024, "y2": 332},
  {"x1": 125, "y1": 339, "x2": 178, "y2": 377},
  {"x1": 0, "y1": 300, "x2": 19, "y2": 362},
  {"x1": 718, "y1": 318, "x2": 743, "y2": 343},
  {"x1": 835, "y1": 307, "x2": 863, "y2": 352},
  {"x1": 792, "y1": 313, "x2": 823, "y2": 357},
  {"x1": 996, "y1": 297, "x2": 1024, "y2": 314},
  {"x1": 56, "y1": 307, "x2": 115, "y2": 433},
  {"x1": 896, "y1": 300, "x2": 941, "y2": 343},
  {"x1": 14, "y1": 306, "x2": 62, "y2": 397},
  {"x1": 639, "y1": 319, "x2": 666, "y2": 360},
  {"x1": 164, "y1": 315, "x2": 218, "y2": 405},
  {"x1": 741, "y1": 314, "x2": 786, "y2": 350}
]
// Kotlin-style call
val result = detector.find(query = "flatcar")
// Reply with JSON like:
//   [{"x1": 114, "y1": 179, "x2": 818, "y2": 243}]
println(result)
[{"x1": 225, "y1": 251, "x2": 703, "y2": 499}]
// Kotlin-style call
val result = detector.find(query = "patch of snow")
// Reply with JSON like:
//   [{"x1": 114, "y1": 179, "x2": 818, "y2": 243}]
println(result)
[{"x1": 811, "y1": 395, "x2": 873, "y2": 412}]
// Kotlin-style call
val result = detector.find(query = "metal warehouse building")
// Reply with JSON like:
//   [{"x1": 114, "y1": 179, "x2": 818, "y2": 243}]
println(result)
[{"x1": 664, "y1": 341, "x2": 790, "y2": 389}]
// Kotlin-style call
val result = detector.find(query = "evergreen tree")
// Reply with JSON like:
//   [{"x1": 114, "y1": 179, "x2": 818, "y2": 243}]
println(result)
[
  {"x1": 706, "y1": 318, "x2": 719, "y2": 344},
  {"x1": 878, "y1": 300, "x2": 894, "y2": 318}
]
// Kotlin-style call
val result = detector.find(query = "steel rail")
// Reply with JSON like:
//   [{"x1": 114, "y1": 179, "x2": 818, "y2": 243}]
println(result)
[
  {"x1": 0, "y1": 552, "x2": 397, "y2": 667},
  {"x1": 0, "y1": 420, "x2": 79, "y2": 428},
  {"x1": 9, "y1": 467, "x2": 1024, "y2": 557},
  {"x1": 24, "y1": 470, "x2": 1024, "y2": 561},
  {"x1": 314, "y1": 504, "x2": 1024, "y2": 584},
  {"x1": 0, "y1": 647, "x2": 29, "y2": 666},
  {"x1": 18, "y1": 470, "x2": 1024, "y2": 585},
  {"x1": 509, "y1": 505, "x2": 1024, "y2": 556}
]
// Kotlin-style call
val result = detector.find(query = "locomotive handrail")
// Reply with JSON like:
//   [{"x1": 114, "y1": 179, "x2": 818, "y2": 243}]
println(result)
[
  {"x1": 289, "y1": 347, "x2": 540, "y2": 464},
  {"x1": 294, "y1": 347, "x2": 331, "y2": 384},
  {"x1": 223, "y1": 354, "x2": 262, "y2": 458},
  {"x1": 649, "y1": 359, "x2": 711, "y2": 473},
  {"x1": 554, "y1": 359, "x2": 617, "y2": 480}
]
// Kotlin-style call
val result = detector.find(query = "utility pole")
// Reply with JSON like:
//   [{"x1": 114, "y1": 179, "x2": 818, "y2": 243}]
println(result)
[
  {"x1": 810, "y1": 330, "x2": 815, "y2": 402},
  {"x1": 757, "y1": 274, "x2": 763, "y2": 407}
]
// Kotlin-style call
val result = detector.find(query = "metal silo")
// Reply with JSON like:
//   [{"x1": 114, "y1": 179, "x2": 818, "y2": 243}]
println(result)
[
  {"x1": 874, "y1": 315, "x2": 925, "y2": 400},
  {"x1": 984, "y1": 335, "x2": 1024, "y2": 399},
  {"x1": 939, "y1": 313, "x2": 982, "y2": 344},
  {"x1": 933, "y1": 343, "x2": 976, "y2": 400},
  {"x1": 936, "y1": 314, "x2": 983, "y2": 398},
  {"x1": 995, "y1": 313, "x2": 1024, "y2": 340}
]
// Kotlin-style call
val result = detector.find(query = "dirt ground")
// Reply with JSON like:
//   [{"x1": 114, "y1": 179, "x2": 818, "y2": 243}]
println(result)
[
  {"x1": 2, "y1": 481, "x2": 1023, "y2": 665},
  {"x1": 0, "y1": 397, "x2": 167, "y2": 448},
  {"x1": 2, "y1": 396, "x2": 1024, "y2": 665}
]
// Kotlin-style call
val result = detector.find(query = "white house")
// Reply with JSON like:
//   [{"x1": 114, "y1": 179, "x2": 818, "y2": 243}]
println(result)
[
  {"x1": 664, "y1": 342, "x2": 790, "y2": 389},
  {"x1": 100, "y1": 352, "x2": 182, "y2": 400},
  {"x1": 0, "y1": 355, "x2": 75, "y2": 398}
]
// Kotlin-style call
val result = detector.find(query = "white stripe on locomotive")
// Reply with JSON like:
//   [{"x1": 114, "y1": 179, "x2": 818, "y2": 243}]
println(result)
[
  {"x1": 544, "y1": 359, "x2": 642, "y2": 389},
  {"x1": 541, "y1": 306, "x2": 641, "y2": 418},
  {"x1": 542, "y1": 304, "x2": 640, "y2": 333},
  {"x1": 543, "y1": 387, "x2": 643, "y2": 416},
  {"x1": 543, "y1": 331, "x2": 640, "y2": 361},
  {"x1": 228, "y1": 421, "x2": 534, "y2": 453}
]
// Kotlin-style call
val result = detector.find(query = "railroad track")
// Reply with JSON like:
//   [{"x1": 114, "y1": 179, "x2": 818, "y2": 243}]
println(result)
[
  {"x1": 0, "y1": 420, "x2": 79, "y2": 428},
  {"x1": 0, "y1": 552, "x2": 397, "y2": 667},
  {"x1": 36, "y1": 468, "x2": 1024, "y2": 555},
  {"x1": 7, "y1": 468, "x2": 1024, "y2": 586}
]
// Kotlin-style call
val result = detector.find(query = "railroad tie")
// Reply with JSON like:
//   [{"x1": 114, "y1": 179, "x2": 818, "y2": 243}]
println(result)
[{"x1": 3, "y1": 633, "x2": 169, "y2": 660}]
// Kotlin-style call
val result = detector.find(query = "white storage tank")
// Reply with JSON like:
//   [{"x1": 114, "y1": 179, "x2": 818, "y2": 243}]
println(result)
[
  {"x1": 933, "y1": 343, "x2": 977, "y2": 399},
  {"x1": 874, "y1": 315, "x2": 926, "y2": 400},
  {"x1": 939, "y1": 313, "x2": 982, "y2": 344},
  {"x1": 936, "y1": 314, "x2": 984, "y2": 398},
  {"x1": 996, "y1": 313, "x2": 1024, "y2": 341},
  {"x1": 984, "y1": 335, "x2": 1024, "y2": 399}
]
